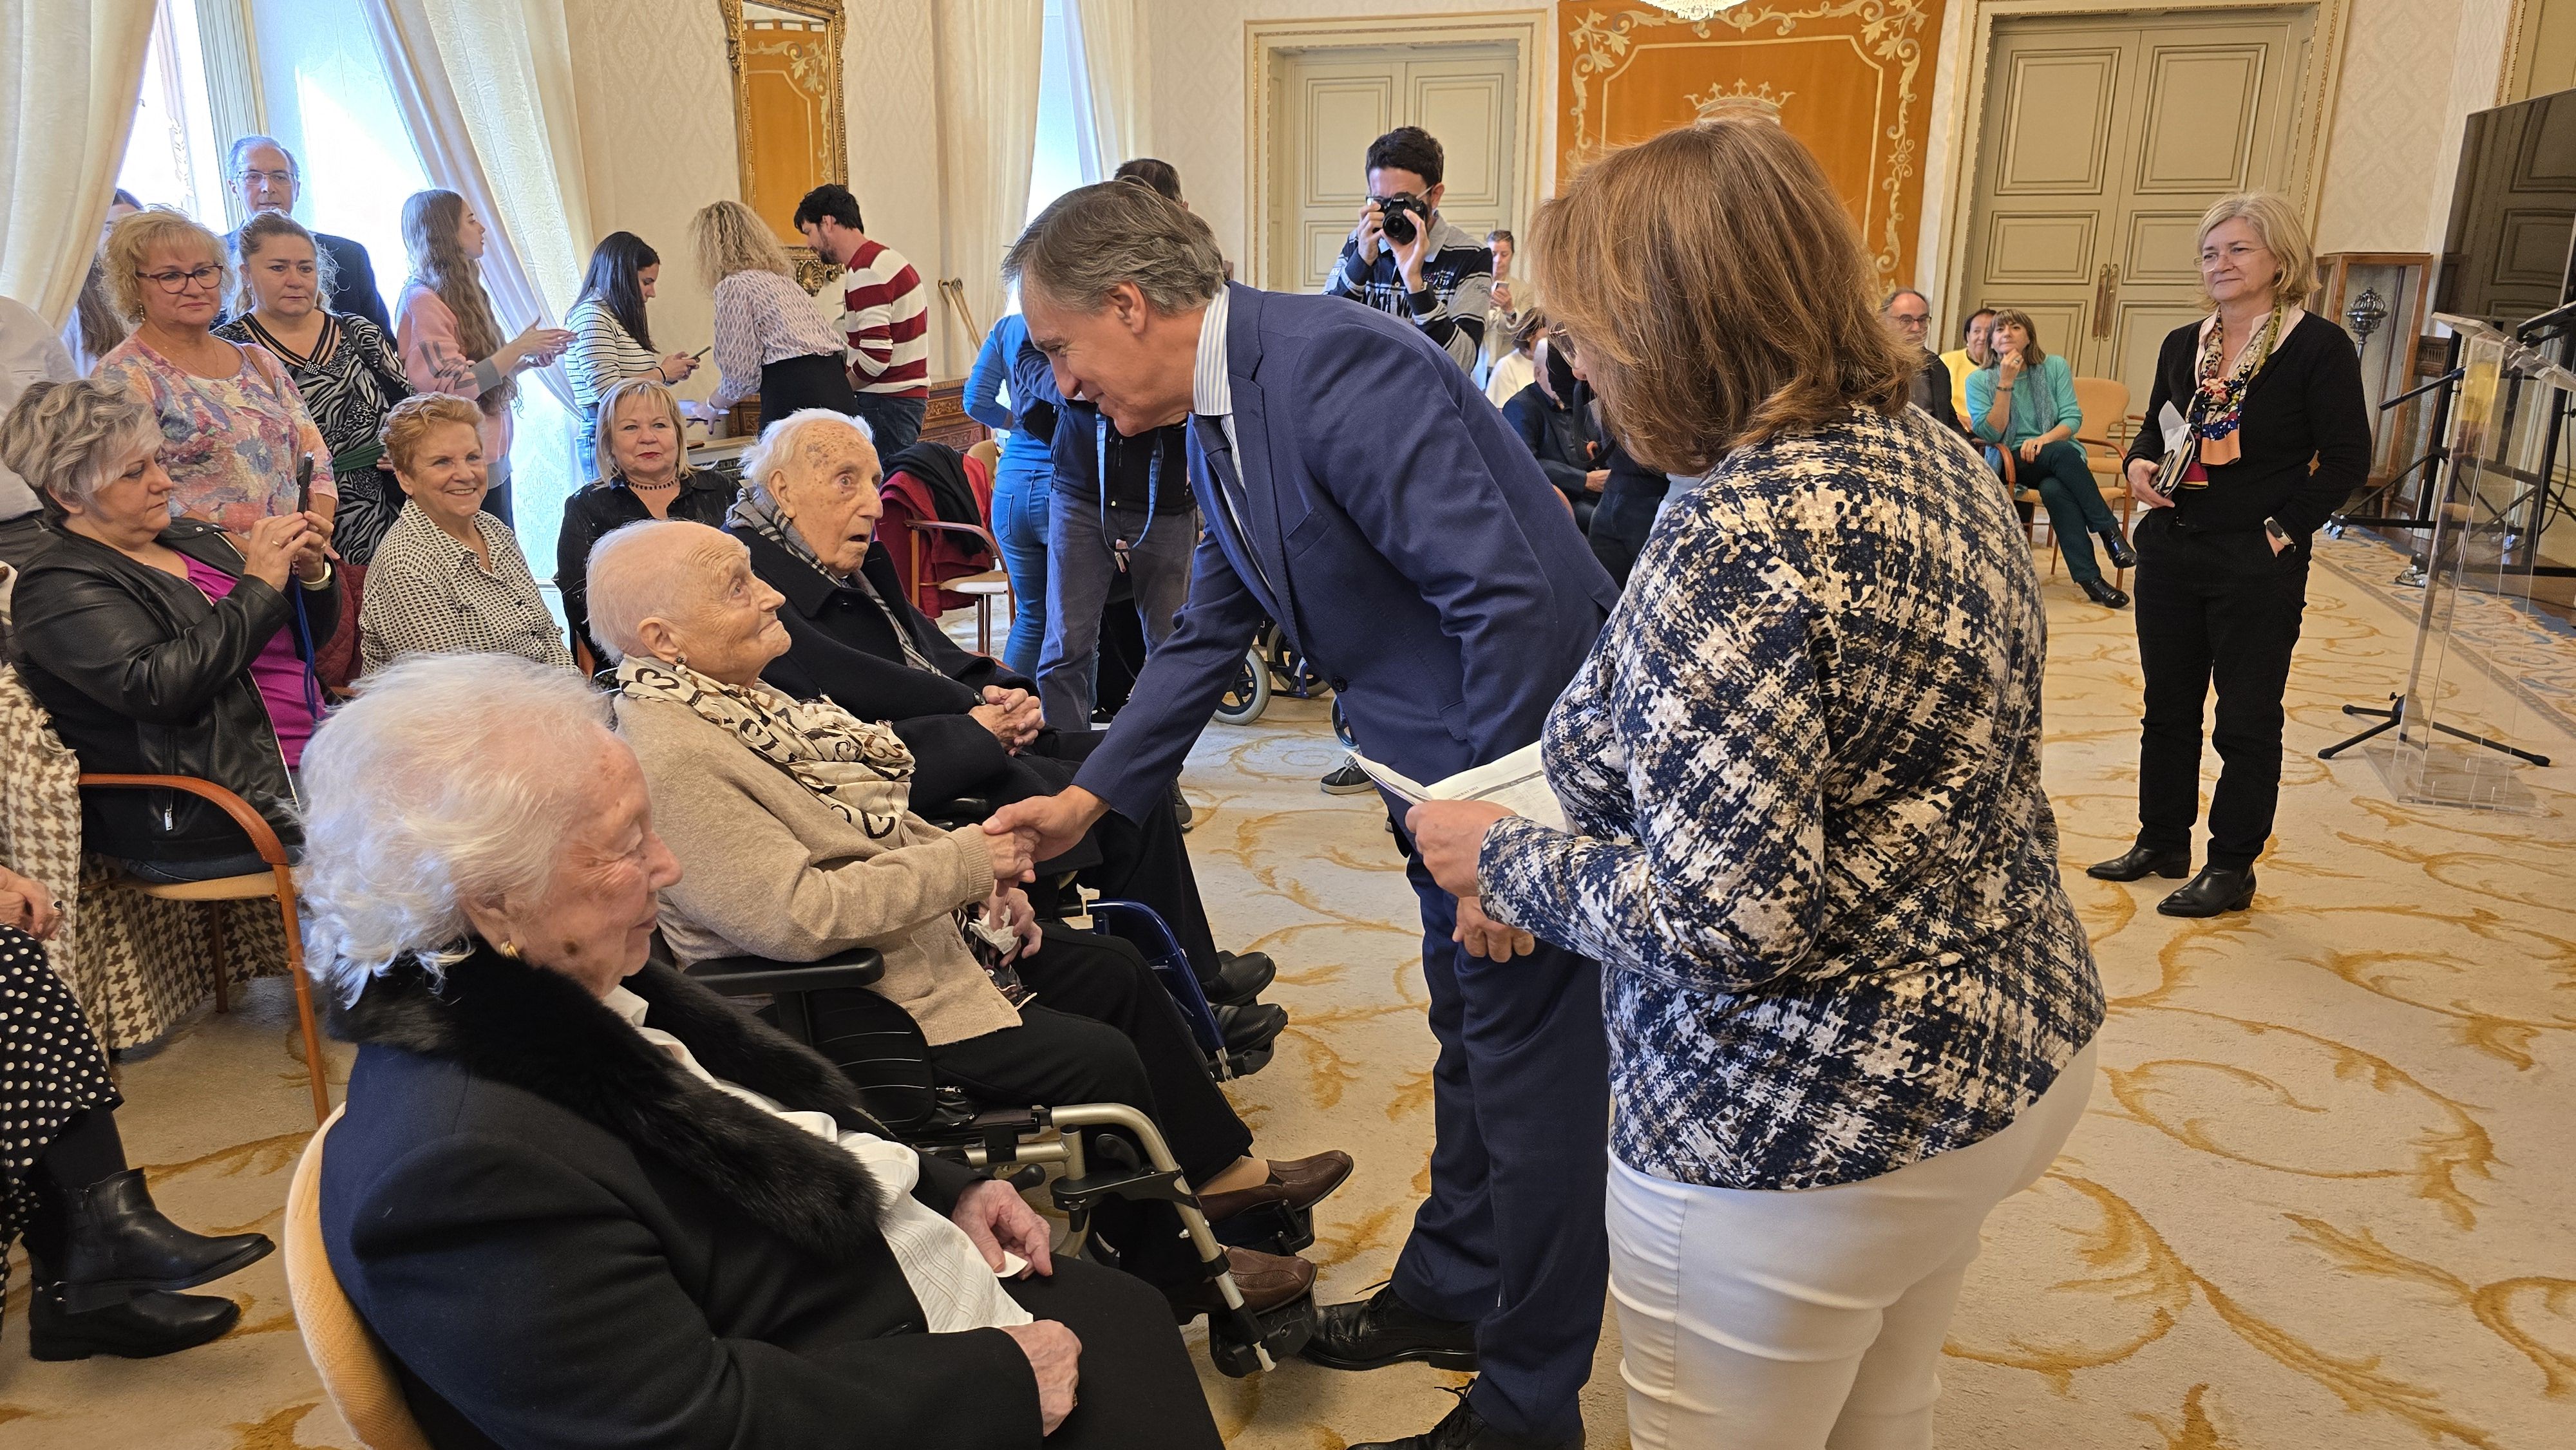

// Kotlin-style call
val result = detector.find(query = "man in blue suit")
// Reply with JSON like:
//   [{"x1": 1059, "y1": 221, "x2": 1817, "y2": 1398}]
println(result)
[{"x1": 989, "y1": 182, "x2": 1618, "y2": 1450}]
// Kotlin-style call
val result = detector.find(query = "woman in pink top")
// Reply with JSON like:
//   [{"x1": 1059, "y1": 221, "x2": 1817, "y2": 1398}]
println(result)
[
  {"x1": 393, "y1": 191, "x2": 569, "y2": 527},
  {"x1": 91, "y1": 209, "x2": 336, "y2": 537}
]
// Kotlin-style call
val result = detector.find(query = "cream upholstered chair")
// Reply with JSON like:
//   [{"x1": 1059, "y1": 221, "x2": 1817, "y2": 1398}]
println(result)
[
  {"x1": 285, "y1": 1107, "x2": 433, "y2": 1450},
  {"x1": 2071, "y1": 375, "x2": 2136, "y2": 587}
]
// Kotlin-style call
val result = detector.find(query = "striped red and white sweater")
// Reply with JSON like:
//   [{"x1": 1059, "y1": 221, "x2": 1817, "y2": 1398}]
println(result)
[{"x1": 838, "y1": 238, "x2": 929, "y2": 399}]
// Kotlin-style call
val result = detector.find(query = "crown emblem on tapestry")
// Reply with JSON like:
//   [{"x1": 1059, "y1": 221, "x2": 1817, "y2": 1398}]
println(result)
[{"x1": 1687, "y1": 78, "x2": 1793, "y2": 120}]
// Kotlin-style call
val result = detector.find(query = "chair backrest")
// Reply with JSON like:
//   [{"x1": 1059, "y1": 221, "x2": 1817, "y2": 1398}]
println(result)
[
  {"x1": 285, "y1": 1108, "x2": 435, "y2": 1450},
  {"x1": 966, "y1": 437, "x2": 1000, "y2": 484},
  {"x1": 2071, "y1": 376, "x2": 2132, "y2": 451}
]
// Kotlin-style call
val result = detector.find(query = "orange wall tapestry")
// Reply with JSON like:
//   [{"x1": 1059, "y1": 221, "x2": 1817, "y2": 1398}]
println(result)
[{"x1": 1557, "y1": 2, "x2": 1947, "y2": 287}]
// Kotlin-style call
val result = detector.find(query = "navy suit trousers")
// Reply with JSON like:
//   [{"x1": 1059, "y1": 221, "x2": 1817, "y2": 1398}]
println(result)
[{"x1": 1390, "y1": 813, "x2": 1609, "y2": 1442}]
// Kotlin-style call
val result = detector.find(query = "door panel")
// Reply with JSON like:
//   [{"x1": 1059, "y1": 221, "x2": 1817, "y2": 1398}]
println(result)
[
  {"x1": 1269, "y1": 43, "x2": 1519, "y2": 292},
  {"x1": 1964, "y1": 9, "x2": 2313, "y2": 412}
]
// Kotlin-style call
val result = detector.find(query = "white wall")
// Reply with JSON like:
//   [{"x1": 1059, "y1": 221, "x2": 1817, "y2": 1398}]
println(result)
[
  {"x1": 2313, "y1": 0, "x2": 2515, "y2": 258},
  {"x1": 1139, "y1": 1, "x2": 1555, "y2": 268}
]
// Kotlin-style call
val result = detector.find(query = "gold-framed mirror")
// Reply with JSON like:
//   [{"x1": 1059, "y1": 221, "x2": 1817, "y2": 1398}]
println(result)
[{"x1": 720, "y1": 0, "x2": 847, "y2": 294}]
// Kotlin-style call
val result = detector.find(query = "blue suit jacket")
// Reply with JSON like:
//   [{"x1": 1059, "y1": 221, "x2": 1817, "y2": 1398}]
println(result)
[{"x1": 1073, "y1": 284, "x2": 1618, "y2": 824}]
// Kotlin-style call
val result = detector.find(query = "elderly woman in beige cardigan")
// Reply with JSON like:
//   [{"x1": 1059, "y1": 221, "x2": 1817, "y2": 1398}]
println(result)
[{"x1": 588, "y1": 518, "x2": 1346, "y2": 1312}]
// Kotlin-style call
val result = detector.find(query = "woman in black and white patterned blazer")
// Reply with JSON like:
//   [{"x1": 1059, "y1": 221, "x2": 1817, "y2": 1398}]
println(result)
[{"x1": 1408, "y1": 120, "x2": 2105, "y2": 1450}]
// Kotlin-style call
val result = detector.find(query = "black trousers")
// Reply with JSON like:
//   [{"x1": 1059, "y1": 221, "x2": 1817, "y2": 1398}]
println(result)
[
  {"x1": 1018, "y1": 732, "x2": 1227, "y2": 992},
  {"x1": 2130, "y1": 510, "x2": 2311, "y2": 871},
  {"x1": 1588, "y1": 476, "x2": 1667, "y2": 587},
  {"x1": 922, "y1": 927, "x2": 1251, "y2": 1183},
  {"x1": 758, "y1": 353, "x2": 860, "y2": 431},
  {"x1": 1002, "y1": 1258, "x2": 1224, "y2": 1450}
]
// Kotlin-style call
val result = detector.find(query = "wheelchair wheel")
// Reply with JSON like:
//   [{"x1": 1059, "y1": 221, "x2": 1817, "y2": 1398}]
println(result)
[{"x1": 1213, "y1": 645, "x2": 1270, "y2": 725}]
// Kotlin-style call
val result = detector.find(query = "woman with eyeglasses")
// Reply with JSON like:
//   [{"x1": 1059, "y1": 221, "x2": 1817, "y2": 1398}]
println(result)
[{"x1": 91, "y1": 209, "x2": 336, "y2": 536}]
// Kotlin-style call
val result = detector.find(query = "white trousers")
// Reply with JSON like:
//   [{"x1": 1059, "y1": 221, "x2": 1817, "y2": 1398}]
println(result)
[{"x1": 1607, "y1": 1040, "x2": 2098, "y2": 1450}]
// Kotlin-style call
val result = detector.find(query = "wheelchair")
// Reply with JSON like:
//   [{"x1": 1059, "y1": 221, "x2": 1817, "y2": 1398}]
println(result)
[{"x1": 681, "y1": 928, "x2": 1318, "y2": 1378}]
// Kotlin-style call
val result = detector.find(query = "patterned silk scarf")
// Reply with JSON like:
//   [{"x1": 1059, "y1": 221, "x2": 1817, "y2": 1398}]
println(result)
[
  {"x1": 2188, "y1": 305, "x2": 2289, "y2": 467},
  {"x1": 616, "y1": 657, "x2": 914, "y2": 840}
]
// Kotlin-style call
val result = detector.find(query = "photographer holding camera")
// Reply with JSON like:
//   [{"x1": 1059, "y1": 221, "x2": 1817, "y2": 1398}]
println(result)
[{"x1": 1325, "y1": 127, "x2": 1495, "y2": 377}]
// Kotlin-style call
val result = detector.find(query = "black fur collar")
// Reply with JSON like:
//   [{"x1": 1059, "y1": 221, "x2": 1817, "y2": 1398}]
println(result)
[{"x1": 329, "y1": 943, "x2": 895, "y2": 1264}]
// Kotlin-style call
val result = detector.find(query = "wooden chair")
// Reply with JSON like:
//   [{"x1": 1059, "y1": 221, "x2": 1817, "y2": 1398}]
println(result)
[
  {"x1": 905, "y1": 437, "x2": 1014, "y2": 654},
  {"x1": 81, "y1": 774, "x2": 330, "y2": 1124},
  {"x1": 285, "y1": 1108, "x2": 433, "y2": 1450}
]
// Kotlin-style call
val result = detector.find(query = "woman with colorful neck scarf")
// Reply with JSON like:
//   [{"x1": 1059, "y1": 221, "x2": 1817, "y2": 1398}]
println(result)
[{"x1": 2088, "y1": 193, "x2": 2369, "y2": 918}]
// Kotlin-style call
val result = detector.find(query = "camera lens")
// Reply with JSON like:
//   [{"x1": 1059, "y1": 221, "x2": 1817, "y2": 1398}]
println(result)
[{"x1": 1383, "y1": 204, "x2": 1417, "y2": 246}]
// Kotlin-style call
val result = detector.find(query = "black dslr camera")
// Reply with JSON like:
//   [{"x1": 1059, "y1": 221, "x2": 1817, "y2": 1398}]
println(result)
[{"x1": 1376, "y1": 193, "x2": 1430, "y2": 247}]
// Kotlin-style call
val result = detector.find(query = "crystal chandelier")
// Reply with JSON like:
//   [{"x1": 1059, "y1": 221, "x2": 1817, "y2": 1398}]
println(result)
[{"x1": 1643, "y1": 0, "x2": 1746, "y2": 19}]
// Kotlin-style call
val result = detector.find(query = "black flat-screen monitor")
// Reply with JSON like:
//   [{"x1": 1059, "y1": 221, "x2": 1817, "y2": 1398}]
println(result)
[{"x1": 2436, "y1": 87, "x2": 2576, "y2": 332}]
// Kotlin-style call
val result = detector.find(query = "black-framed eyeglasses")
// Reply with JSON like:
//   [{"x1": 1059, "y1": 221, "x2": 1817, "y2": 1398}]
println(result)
[{"x1": 137, "y1": 265, "x2": 223, "y2": 293}]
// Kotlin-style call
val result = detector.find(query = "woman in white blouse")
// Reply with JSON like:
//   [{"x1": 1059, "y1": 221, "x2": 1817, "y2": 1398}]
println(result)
[
  {"x1": 564, "y1": 231, "x2": 698, "y2": 476},
  {"x1": 688, "y1": 201, "x2": 857, "y2": 431}
]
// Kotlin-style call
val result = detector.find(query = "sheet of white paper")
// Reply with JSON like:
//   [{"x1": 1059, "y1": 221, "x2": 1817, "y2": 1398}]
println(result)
[
  {"x1": 2158, "y1": 401, "x2": 2188, "y2": 455},
  {"x1": 1350, "y1": 742, "x2": 1571, "y2": 833}
]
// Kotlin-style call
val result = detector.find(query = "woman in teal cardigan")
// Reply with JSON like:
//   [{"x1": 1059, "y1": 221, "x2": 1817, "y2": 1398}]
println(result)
[{"x1": 1966, "y1": 309, "x2": 2135, "y2": 607}]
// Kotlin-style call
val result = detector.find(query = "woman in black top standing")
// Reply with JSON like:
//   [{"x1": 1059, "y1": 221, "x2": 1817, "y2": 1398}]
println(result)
[{"x1": 2088, "y1": 193, "x2": 2369, "y2": 916}]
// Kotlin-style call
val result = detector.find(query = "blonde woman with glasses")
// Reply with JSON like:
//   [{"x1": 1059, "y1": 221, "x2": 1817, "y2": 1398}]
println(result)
[
  {"x1": 690, "y1": 200, "x2": 858, "y2": 431},
  {"x1": 93, "y1": 209, "x2": 336, "y2": 536}
]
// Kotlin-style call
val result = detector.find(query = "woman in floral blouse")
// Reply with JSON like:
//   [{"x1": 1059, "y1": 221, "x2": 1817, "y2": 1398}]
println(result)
[
  {"x1": 93, "y1": 209, "x2": 335, "y2": 536},
  {"x1": 1410, "y1": 121, "x2": 2104, "y2": 1450}
]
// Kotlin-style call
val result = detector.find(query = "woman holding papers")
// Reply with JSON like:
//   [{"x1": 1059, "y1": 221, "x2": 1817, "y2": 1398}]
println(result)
[{"x1": 1407, "y1": 120, "x2": 2105, "y2": 1450}]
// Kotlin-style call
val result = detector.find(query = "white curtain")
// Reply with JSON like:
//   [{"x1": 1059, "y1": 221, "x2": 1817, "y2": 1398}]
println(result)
[
  {"x1": 365, "y1": 0, "x2": 591, "y2": 413},
  {"x1": 0, "y1": 1, "x2": 156, "y2": 327},
  {"x1": 1070, "y1": 0, "x2": 1145, "y2": 173},
  {"x1": 934, "y1": 0, "x2": 1044, "y2": 352}
]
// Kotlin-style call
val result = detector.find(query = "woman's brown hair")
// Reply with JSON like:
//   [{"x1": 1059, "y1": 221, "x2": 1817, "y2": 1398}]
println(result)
[
  {"x1": 401, "y1": 189, "x2": 511, "y2": 415},
  {"x1": 1982, "y1": 308, "x2": 2047, "y2": 370},
  {"x1": 1528, "y1": 120, "x2": 1912, "y2": 474}
]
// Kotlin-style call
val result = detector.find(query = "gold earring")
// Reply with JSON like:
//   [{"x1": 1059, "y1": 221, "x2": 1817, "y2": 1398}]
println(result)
[{"x1": 495, "y1": 939, "x2": 523, "y2": 959}]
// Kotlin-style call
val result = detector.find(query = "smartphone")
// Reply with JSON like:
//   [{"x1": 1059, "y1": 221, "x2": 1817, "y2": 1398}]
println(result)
[
  {"x1": 295, "y1": 455, "x2": 314, "y2": 516},
  {"x1": 689, "y1": 346, "x2": 711, "y2": 360}
]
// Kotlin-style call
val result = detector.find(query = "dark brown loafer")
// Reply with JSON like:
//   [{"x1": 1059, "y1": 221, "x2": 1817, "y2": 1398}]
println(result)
[
  {"x1": 1172, "y1": 1247, "x2": 1317, "y2": 1321},
  {"x1": 1199, "y1": 1149, "x2": 1354, "y2": 1224}
]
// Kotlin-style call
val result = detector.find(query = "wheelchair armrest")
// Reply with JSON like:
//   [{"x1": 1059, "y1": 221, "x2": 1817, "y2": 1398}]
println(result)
[
  {"x1": 920, "y1": 793, "x2": 999, "y2": 829},
  {"x1": 686, "y1": 945, "x2": 886, "y2": 997}
]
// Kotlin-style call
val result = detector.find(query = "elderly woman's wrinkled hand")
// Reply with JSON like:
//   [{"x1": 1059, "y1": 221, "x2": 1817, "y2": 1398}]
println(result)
[
  {"x1": 954, "y1": 1176, "x2": 1054, "y2": 1278},
  {"x1": 983, "y1": 825, "x2": 1038, "y2": 887},
  {"x1": 0, "y1": 866, "x2": 61, "y2": 941},
  {"x1": 1406, "y1": 798, "x2": 1515, "y2": 899},
  {"x1": 999, "y1": 1319, "x2": 1082, "y2": 1435},
  {"x1": 983, "y1": 885, "x2": 1043, "y2": 960}
]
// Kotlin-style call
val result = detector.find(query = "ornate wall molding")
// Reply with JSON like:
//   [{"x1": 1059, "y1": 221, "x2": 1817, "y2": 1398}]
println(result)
[{"x1": 1557, "y1": 1, "x2": 1946, "y2": 285}]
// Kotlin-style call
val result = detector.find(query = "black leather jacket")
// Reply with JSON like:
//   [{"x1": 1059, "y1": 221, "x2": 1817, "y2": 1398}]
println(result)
[{"x1": 12, "y1": 520, "x2": 338, "y2": 862}]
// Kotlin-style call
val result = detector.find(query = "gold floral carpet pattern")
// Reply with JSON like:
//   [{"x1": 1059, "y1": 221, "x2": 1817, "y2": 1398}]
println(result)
[{"x1": 3, "y1": 556, "x2": 2571, "y2": 1449}]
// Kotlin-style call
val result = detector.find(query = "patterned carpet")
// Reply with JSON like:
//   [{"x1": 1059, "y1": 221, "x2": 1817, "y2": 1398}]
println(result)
[{"x1": 4, "y1": 546, "x2": 2571, "y2": 1450}]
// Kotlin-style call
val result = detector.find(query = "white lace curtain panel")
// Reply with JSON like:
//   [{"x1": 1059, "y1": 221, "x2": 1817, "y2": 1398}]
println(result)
[
  {"x1": 366, "y1": 0, "x2": 591, "y2": 415},
  {"x1": 1071, "y1": 0, "x2": 1144, "y2": 177},
  {"x1": 934, "y1": 0, "x2": 1044, "y2": 352},
  {"x1": 0, "y1": 1, "x2": 156, "y2": 328}
]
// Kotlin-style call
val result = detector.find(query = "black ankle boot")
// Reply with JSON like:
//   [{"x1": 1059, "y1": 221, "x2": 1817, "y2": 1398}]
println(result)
[
  {"x1": 2087, "y1": 842, "x2": 2190, "y2": 881},
  {"x1": 28, "y1": 1284, "x2": 241, "y2": 1361},
  {"x1": 2159, "y1": 865, "x2": 2257, "y2": 918},
  {"x1": 1303, "y1": 1283, "x2": 1479, "y2": 1372},
  {"x1": 2099, "y1": 528, "x2": 2137, "y2": 570},
  {"x1": 49, "y1": 1169, "x2": 274, "y2": 1313},
  {"x1": 2079, "y1": 576, "x2": 2130, "y2": 608}
]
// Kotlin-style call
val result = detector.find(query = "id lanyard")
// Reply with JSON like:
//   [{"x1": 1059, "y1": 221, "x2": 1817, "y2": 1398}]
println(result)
[{"x1": 1095, "y1": 412, "x2": 1161, "y2": 572}]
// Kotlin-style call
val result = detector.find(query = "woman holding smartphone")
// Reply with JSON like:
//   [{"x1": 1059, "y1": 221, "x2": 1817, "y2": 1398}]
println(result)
[{"x1": 564, "y1": 232, "x2": 699, "y2": 476}]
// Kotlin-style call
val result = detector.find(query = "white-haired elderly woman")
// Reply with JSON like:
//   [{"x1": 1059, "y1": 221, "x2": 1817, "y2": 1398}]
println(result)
[
  {"x1": 581, "y1": 518, "x2": 1344, "y2": 1315},
  {"x1": 301, "y1": 652, "x2": 1224, "y2": 1450},
  {"x1": 6, "y1": 377, "x2": 334, "y2": 884},
  {"x1": 724, "y1": 407, "x2": 1282, "y2": 1024}
]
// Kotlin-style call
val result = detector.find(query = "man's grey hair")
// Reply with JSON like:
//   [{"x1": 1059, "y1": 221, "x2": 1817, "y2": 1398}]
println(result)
[
  {"x1": 1880, "y1": 288, "x2": 1929, "y2": 313},
  {"x1": 298, "y1": 654, "x2": 613, "y2": 1003},
  {"x1": 739, "y1": 406, "x2": 873, "y2": 505},
  {"x1": 1002, "y1": 180, "x2": 1226, "y2": 315},
  {"x1": 0, "y1": 378, "x2": 160, "y2": 522},
  {"x1": 586, "y1": 518, "x2": 732, "y2": 661},
  {"x1": 227, "y1": 134, "x2": 299, "y2": 180}
]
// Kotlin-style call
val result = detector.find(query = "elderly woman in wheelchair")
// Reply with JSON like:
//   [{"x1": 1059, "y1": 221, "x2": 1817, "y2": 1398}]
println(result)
[
  {"x1": 304, "y1": 653, "x2": 1243, "y2": 1448},
  {"x1": 582, "y1": 520, "x2": 1346, "y2": 1303}
]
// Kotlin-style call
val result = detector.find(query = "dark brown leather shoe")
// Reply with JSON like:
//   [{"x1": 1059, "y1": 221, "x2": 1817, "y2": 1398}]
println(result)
[
  {"x1": 1172, "y1": 1247, "x2": 1316, "y2": 1321},
  {"x1": 1200, "y1": 1149, "x2": 1354, "y2": 1223}
]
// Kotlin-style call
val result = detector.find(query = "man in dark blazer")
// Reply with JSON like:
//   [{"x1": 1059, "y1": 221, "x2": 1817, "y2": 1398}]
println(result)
[
  {"x1": 992, "y1": 182, "x2": 1620, "y2": 1450},
  {"x1": 223, "y1": 136, "x2": 392, "y2": 332}
]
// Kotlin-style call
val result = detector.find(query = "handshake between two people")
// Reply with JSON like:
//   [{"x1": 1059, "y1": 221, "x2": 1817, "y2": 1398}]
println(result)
[{"x1": 980, "y1": 785, "x2": 1539, "y2": 965}]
